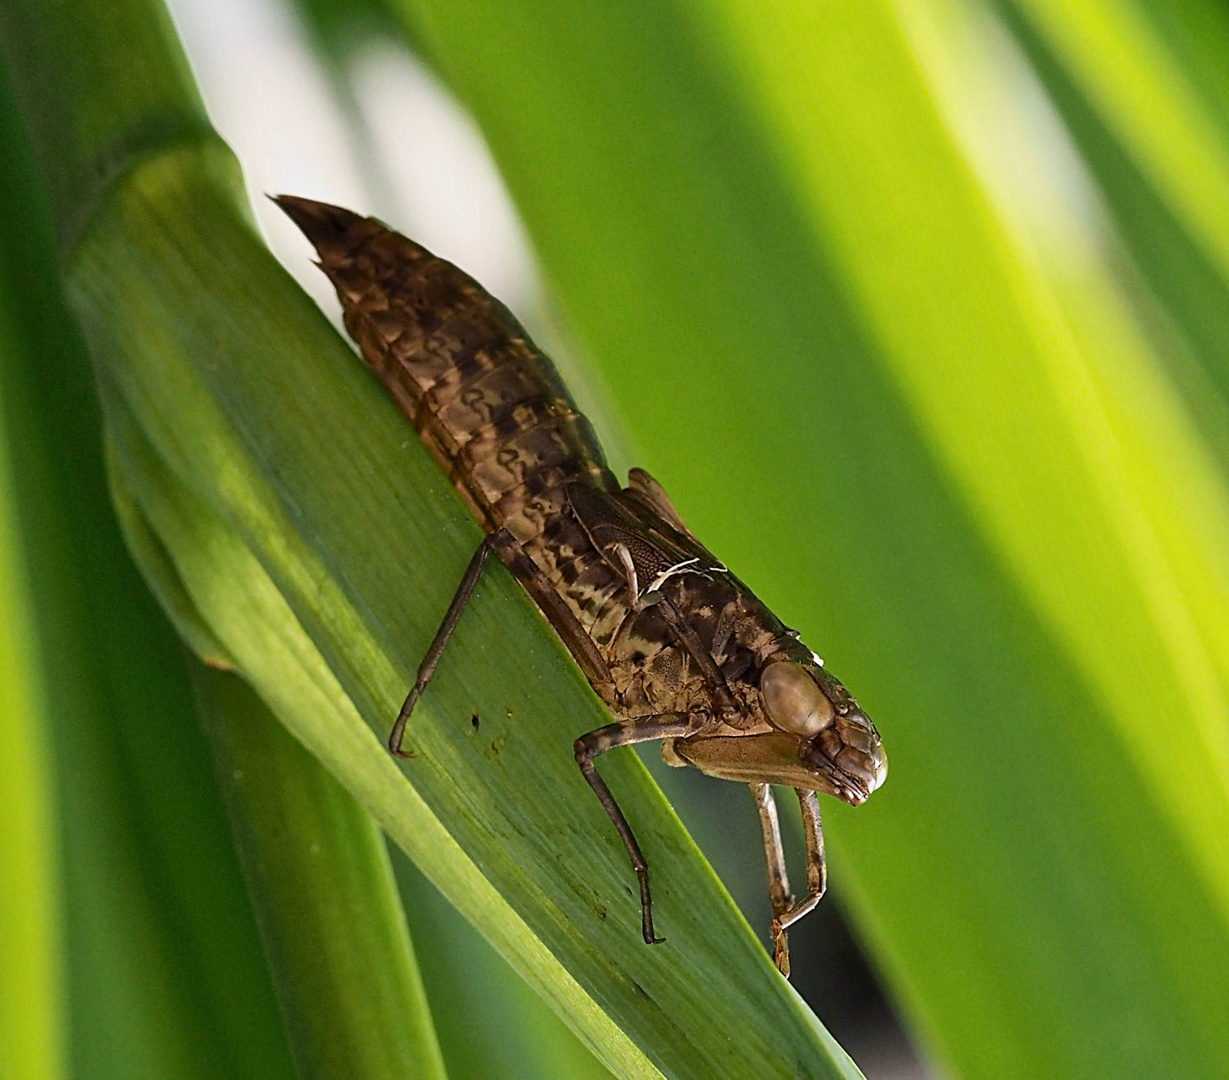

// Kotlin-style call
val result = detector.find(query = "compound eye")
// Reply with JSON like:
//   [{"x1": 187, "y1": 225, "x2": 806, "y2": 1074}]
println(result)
[{"x1": 760, "y1": 661, "x2": 835, "y2": 737}]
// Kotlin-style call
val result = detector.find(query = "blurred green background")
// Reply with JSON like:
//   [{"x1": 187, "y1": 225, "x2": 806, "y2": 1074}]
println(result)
[{"x1": 2, "y1": 1, "x2": 1228, "y2": 1079}]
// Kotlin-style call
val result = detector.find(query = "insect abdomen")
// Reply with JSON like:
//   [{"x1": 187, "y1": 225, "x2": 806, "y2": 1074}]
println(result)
[{"x1": 276, "y1": 197, "x2": 616, "y2": 545}]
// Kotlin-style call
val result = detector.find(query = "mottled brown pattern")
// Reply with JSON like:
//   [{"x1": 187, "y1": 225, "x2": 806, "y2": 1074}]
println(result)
[{"x1": 278, "y1": 196, "x2": 886, "y2": 975}]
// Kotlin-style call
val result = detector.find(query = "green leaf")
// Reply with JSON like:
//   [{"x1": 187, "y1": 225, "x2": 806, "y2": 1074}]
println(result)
[
  {"x1": 0, "y1": 177, "x2": 65, "y2": 1080},
  {"x1": 379, "y1": 1, "x2": 1229, "y2": 1078},
  {"x1": 0, "y1": 3, "x2": 873, "y2": 1074},
  {"x1": 0, "y1": 54, "x2": 296, "y2": 1080},
  {"x1": 80, "y1": 146, "x2": 856, "y2": 1079},
  {"x1": 1005, "y1": 0, "x2": 1229, "y2": 296},
  {"x1": 390, "y1": 851, "x2": 618, "y2": 1080},
  {"x1": 992, "y1": 0, "x2": 1229, "y2": 470},
  {"x1": 189, "y1": 659, "x2": 448, "y2": 1080},
  {"x1": 10, "y1": 0, "x2": 1229, "y2": 1077}
]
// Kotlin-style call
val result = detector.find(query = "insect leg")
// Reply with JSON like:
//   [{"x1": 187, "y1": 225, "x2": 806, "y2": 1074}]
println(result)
[
  {"x1": 390, "y1": 528, "x2": 615, "y2": 757},
  {"x1": 786, "y1": 789, "x2": 827, "y2": 926},
  {"x1": 770, "y1": 791, "x2": 827, "y2": 971},
  {"x1": 574, "y1": 713, "x2": 700, "y2": 945},
  {"x1": 750, "y1": 783, "x2": 796, "y2": 976},
  {"x1": 390, "y1": 531, "x2": 500, "y2": 757}
]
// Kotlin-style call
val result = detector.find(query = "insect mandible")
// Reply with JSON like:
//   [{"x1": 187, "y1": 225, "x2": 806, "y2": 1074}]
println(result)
[{"x1": 277, "y1": 196, "x2": 888, "y2": 976}]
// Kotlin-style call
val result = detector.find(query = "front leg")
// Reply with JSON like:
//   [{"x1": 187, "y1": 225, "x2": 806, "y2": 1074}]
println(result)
[
  {"x1": 574, "y1": 713, "x2": 701, "y2": 944},
  {"x1": 773, "y1": 791, "x2": 827, "y2": 976},
  {"x1": 780, "y1": 789, "x2": 826, "y2": 930},
  {"x1": 750, "y1": 787, "x2": 826, "y2": 977},
  {"x1": 750, "y1": 783, "x2": 795, "y2": 975}
]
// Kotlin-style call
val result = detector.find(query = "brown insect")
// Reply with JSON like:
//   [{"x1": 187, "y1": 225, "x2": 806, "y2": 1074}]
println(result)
[{"x1": 277, "y1": 195, "x2": 887, "y2": 976}]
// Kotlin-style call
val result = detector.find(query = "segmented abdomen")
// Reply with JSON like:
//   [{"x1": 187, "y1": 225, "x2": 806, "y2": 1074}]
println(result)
[{"x1": 277, "y1": 197, "x2": 623, "y2": 618}]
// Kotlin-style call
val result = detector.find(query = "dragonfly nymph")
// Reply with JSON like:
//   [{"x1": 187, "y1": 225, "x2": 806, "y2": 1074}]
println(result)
[{"x1": 277, "y1": 195, "x2": 887, "y2": 976}]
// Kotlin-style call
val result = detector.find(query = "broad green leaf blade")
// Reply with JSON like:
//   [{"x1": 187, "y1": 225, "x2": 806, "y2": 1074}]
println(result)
[
  {"x1": 382, "y1": 2, "x2": 1229, "y2": 1078},
  {"x1": 0, "y1": 56, "x2": 297, "y2": 1080},
  {"x1": 189, "y1": 660, "x2": 448, "y2": 1080},
  {"x1": 99, "y1": 359, "x2": 662, "y2": 1080},
  {"x1": 79, "y1": 144, "x2": 859, "y2": 1080}
]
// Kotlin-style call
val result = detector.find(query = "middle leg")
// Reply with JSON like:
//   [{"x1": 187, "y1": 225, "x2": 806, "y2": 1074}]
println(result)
[{"x1": 575, "y1": 713, "x2": 701, "y2": 945}]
